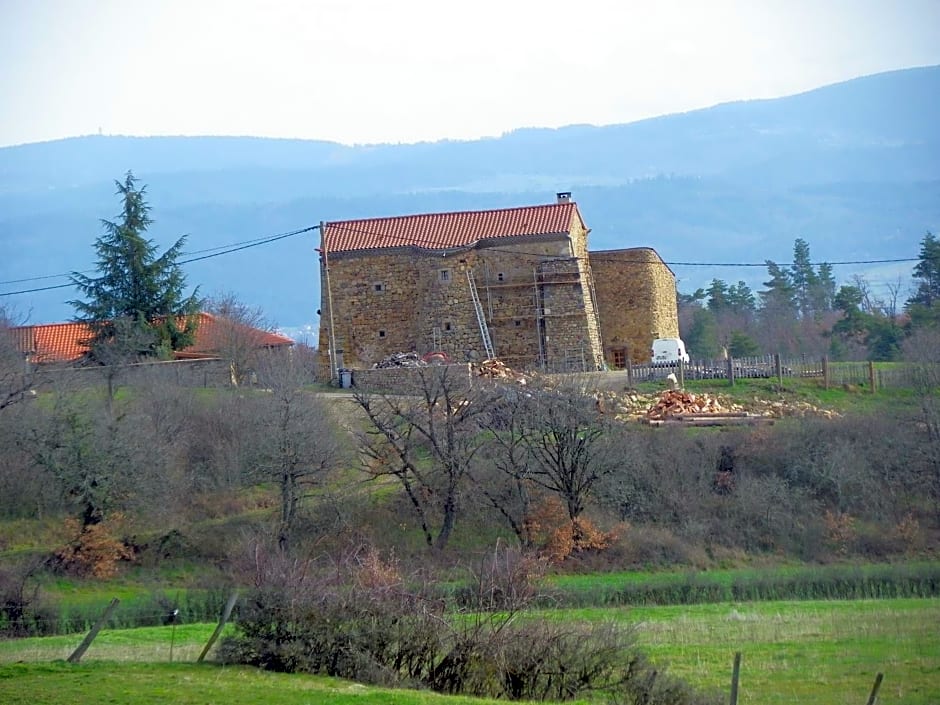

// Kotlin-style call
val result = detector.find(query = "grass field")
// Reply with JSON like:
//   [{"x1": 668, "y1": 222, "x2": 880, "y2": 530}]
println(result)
[
  {"x1": 543, "y1": 598, "x2": 940, "y2": 705},
  {"x1": 1, "y1": 598, "x2": 937, "y2": 704},
  {"x1": 0, "y1": 662, "x2": 535, "y2": 705}
]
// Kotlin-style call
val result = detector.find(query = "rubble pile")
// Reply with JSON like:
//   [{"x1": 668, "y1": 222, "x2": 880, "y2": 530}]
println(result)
[
  {"x1": 749, "y1": 398, "x2": 841, "y2": 419},
  {"x1": 474, "y1": 358, "x2": 529, "y2": 384},
  {"x1": 373, "y1": 352, "x2": 426, "y2": 369}
]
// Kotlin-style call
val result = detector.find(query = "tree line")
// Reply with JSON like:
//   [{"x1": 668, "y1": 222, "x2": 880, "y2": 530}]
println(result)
[{"x1": 679, "y1": 234, "x2": 940, "y2": 361}]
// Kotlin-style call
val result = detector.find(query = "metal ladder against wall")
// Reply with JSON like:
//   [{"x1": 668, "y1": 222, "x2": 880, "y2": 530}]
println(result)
[{"x1": 467, "y1": 270, "x2": 496, "y2": 360}]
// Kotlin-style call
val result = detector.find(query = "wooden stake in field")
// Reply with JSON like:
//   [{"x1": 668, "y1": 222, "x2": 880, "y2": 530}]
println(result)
[
  {"x1": 197, "y1": 591, "x2": 239, "y2": 663},
  {"x1": 729, "y1": 651, "x2": 742, "y2": 705},
  {"x1": 67, "y1": 598, "x2": 119, "y2": 664},
  {"x1": 866, "y1": 673, "x2": 884, "y2": 705}
]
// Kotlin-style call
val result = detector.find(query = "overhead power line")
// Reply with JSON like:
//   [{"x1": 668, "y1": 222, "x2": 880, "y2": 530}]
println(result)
[
  {"x1": 0, "y1": 225, "x2": 319, "y2": 297},
  {"x1": 1, "y1": 218, "x2": 928, "y2": 299},
  {"x1": 326, "y1": 223, "x2": 921, "y2": 267}
]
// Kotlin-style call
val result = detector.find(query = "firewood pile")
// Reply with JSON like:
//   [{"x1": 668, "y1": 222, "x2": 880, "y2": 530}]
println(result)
[
  {"x1": 474, "y1": 358, "x2": 528, "y2": 384},
  {"x1": 646, "y1": 390, "x2": 725, "y2": 420}
]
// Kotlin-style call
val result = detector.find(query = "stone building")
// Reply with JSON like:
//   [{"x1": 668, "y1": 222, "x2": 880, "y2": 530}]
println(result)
[
  {"x1": 317, "y1": 194, "x2": 677, "y2": 376},
  {"x1": 590, "y1": 248, "x2": 680, "y2": 366}
]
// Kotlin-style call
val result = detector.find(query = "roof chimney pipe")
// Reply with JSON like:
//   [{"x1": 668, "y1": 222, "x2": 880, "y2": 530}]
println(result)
[{"x1": 556, "y1": 191, "x2": 572, "y2": 203}]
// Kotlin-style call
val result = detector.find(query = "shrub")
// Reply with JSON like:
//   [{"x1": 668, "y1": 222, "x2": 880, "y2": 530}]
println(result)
[
  {"x1": 54, "y1": 515, "x2": 134, "y2": 579},
  {"x1": 221, "y1": 540, "x2": 717, "y2": 703}
]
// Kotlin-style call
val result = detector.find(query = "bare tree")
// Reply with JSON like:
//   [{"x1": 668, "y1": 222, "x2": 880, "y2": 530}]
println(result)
[
  {"x1": 475, "y1": 394, "x2": 539, "y2": 548},
  {"x1": 520, "y1": 385, "x2": 619, "y2": 524},
  {"x1": 250, "y1": 350, "x2": 345, "y2": 550},
  {"x1": 0, "y1": 306, "x2": 39, "y2": 412},
  {"x1": 902, "y1": 328, "x2": 940, "y2": 521},
  {"x1": 27, "y1": 386, "x2": 131, "y2": 527},
  {"x1": 205, "y1": 292, "x2": 276, "y2": 385},
  {"x1": 355, "y1": 366, "x2": 497, "y2": 551}
]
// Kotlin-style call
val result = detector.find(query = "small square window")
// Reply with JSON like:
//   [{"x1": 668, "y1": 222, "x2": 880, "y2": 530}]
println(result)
[
  {"x1": 373, "y1": 282, "x2": 385, "y2": 292},
  {"x1": 439, "y1": 269, "x2": 451, "y2": 282},
  {"x1": 497, "y1": 272, "x2": 505, "y2": 282},
  {"x1": 444, "y1": 321, "x2": 453, "y2": 332},
  {"x1": 378, "y1": 330, "x2": 386, "y2": 339},
  {"x1": 514, "y1": 320, "x2": 522, "y2": 328}
]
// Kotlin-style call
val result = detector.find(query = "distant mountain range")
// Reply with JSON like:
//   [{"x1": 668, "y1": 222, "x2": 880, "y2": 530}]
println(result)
[{"x1": 2, "y1": 65, "x2": 938, "y2": 336}]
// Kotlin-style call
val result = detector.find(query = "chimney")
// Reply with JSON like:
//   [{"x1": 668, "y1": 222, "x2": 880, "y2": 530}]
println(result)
[{"x1": 556, "y1": 191, "x2": 572, "y2": 204}]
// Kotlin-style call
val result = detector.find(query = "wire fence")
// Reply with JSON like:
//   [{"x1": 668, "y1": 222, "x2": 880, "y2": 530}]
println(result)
[{"x1": 617, "y1": 354, "x2": 937, "y2": 391}]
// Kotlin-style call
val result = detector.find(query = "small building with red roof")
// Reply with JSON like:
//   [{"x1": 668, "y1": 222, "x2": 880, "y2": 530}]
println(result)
[
  {"x1": 12, "y1": 312, "x2": 294, "y2": 366},
  {"x1": 318, "y1": 194, "x2": 678, "y2": 375}
]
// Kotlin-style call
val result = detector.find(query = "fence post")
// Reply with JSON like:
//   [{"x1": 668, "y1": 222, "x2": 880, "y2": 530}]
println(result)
[
  {"x1": 729, "y1": 651, "x2": 742, "y2": 705},
  {"x1": 727, "y1": 356, "x2": 735, "y2": 387},
  {"x1": 67, "y1": 598, "x2": 119, "y2": 663},
  {"x1": 678, "y1": 359, "x2": 685, "y2": 388},
  {"x1": 868, "y1": 361, "x2": 877, "y2": 394},
  {"x1": 774, "y1": 353, "x2": 782, "y2": 384},
  {"x1": 626, "y1": 358, "x2": 634, "y2": 388},
  {"x1": 822, "y1": 355, "x2": 830, "y2": 390},
  {"x1": 865, "y1": 672, "x2": 884, "y2": 705},
  {"x1": 198, "y1": 591, "x2": 239, "y2": 663}
]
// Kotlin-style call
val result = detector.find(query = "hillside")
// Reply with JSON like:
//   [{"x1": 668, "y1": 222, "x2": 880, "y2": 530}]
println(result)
[{"x1": 1, "y1": 65, "x2": 938, "y2": 333}]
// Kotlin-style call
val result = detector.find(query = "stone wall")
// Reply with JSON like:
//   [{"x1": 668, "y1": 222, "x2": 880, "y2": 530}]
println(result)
[
  {"x1": 36, "y1": 358, "x2": 235, "y2": 391},
  {"x1": 589, "y1": 248, "x2": 679, "y2": 365},
  {"x1": 318, "y1": 234, "x2": 603, "y2": 373},
  {"x1": 348, "y1": 364, "x2": 474, "y2": 394}
]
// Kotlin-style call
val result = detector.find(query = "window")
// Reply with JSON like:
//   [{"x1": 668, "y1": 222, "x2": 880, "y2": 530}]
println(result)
[
  {"x1": 497, "y1": 272, "x2": 505, "y2": 282},
  {"x1": 373, "y1": 282, "x2": 385, "y2": 292},
  {"x1": 378, "y1": 330, "x2": 386, "y2": 339},
  {"x1": 514, "y1": 320, "x2": 522, "y2": 328},
  {"x1": 439, "y1": 269, "x2": 451, "y2": 283},
  {"x1": 443, "y1": 321, "x2": 453, "y2": 332}
]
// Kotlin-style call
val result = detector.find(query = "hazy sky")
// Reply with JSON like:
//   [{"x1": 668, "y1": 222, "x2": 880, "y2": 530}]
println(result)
[{"x1": 2, "y1": 0, "x2": 940, "y2": 147}]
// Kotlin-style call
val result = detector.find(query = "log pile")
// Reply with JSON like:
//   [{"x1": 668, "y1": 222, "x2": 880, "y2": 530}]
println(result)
[
  {"x1": 646, "y1": 390, "x2": 724, "y2": 420},
  {"x1": 474, "y1": 358, "x2": 528, "y2": 384},
  {"x1": 644, "y1": 390, "x2": 765, "y2": 426}
]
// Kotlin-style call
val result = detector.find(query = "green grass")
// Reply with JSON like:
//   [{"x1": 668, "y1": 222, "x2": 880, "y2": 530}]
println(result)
[
  {"x1": 0, "y1": 623, "x2": 224, "y2": 663},
  {"x1": 538, "y1": 598, "x2": 940, "y2": 705},
  {"x1": 540, "y1": 562, "x2": 940, "y2": 607},
  {"x1": 0, "y1": 662, "x2": 543, "y2": 705},
  {"x1": 3, "y1": 598, "x2": 937, "y2": 704}
]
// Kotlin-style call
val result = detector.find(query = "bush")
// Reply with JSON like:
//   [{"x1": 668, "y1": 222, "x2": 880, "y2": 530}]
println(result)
[{"x1": 221, "y1": 541, "x2": 717, "y2": 703}]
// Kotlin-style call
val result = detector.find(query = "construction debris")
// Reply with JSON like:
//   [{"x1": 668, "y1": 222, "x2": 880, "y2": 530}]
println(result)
[
  {"x1": 373, "y1": 352, "x2": 426, "y2": 369},
  {"x1": 474, "y1": 358, "x2": 529, "y2": 384}
]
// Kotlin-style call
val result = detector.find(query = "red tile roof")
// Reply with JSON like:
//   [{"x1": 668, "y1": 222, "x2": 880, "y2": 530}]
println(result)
[
  {"x1": 11, "y1": 313, "x2": 293, "y2": 364},
  {"x1": 324, "y1": 201, "x2": 584, "y2": 254}
]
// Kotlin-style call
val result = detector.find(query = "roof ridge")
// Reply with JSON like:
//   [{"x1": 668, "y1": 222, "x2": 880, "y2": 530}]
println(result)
[{"x1": 327, "y1": 201, "x2": 574, "y2": 226}]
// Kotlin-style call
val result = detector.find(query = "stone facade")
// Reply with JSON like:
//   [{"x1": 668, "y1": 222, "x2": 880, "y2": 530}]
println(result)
[
  {"x1": 589, "y1": 248, "x2": 679, "y2": 366},
  {"x1": 318, "y1": 205, "x2": 675, "y2": 375}
]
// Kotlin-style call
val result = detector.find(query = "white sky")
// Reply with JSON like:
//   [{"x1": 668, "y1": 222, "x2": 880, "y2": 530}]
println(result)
[{"x1": 1, "y1": 0, "x2": 940, "y2": 147}]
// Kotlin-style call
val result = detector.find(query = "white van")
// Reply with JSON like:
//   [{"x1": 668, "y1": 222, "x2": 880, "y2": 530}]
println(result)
[{"x1": 651, "y1": 337, "x2": 690, "y2": 366}]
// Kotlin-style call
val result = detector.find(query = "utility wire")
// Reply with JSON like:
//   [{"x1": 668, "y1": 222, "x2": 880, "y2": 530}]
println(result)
[
  {"x1": 0, "y1": 225, "x2": 319, "y2": 297},
  {"x1": 326, "y1": 222, "x2": 921, "y2": 267},
  {"x1": 2, "y1": 219, "x2": 927, "y2": 298},
  {"x1": 0, "y1": 227, "x2": 321, "y2": 287}
]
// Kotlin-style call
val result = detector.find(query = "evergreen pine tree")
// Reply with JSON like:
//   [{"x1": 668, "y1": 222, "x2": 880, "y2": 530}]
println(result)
[
  {"x1": 906, "y1": 232, "x2": 940, "y2": 327},
  {"x1": 69, "y1": 172, "x2": 201, "y2": 361},
  {"x1": 790, "y1": 238, "x2": 820, "y2": 319}
]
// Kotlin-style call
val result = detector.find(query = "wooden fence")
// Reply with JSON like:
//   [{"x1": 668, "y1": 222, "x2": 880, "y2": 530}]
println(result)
[{"x1": 620, "y1": 354, "x2": 937, "y2": 391}]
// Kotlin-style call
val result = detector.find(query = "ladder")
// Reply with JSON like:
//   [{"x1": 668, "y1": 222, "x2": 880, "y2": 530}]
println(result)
[{"x1": 467, "y1": 270, "x2": 495, "y2": 360}]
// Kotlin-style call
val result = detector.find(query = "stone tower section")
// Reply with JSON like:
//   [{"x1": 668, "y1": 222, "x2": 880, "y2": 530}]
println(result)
[{"x1": 589, "y1": 248, "x2": 679, "y2": 366}]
